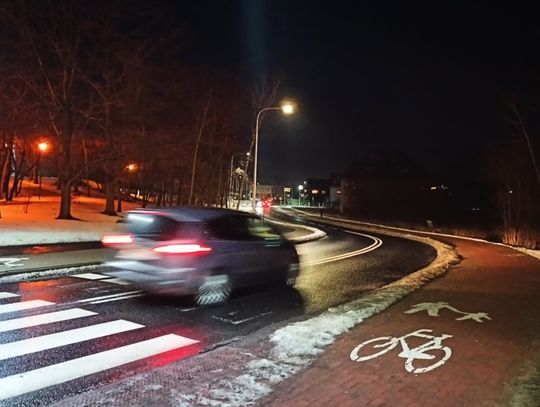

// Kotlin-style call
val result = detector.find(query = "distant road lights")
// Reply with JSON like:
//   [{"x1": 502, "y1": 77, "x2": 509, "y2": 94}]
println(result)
[{"x1": 252, "y1": 99, "x2": 297, "y2": 212}]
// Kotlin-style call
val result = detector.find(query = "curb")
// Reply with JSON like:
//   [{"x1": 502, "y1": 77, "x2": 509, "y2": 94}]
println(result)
[
  {"x1": 268, "y1": 219, "x2": 327, "y2": 243},
  {"x1": 0, "y1": 263, "x2": 105, "y2": 283}
]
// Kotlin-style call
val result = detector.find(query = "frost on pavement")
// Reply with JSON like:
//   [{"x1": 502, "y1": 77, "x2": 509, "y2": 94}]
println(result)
[
  {"x1": 173, "y1": 235, "x2": 459, "y2": 406},
  {"x1": 0, "y1": 264, "x2": 104, "y2": 283}
]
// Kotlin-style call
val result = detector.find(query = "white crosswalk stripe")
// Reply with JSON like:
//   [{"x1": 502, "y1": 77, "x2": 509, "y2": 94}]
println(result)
[
  {"x1": 0, "y1": 291, "x2": 200, "y2": 401},
  {"x1": 0, "y1": 299, "x2": 54, "y2": 314},
  {"x1": 0, "y1": 334, "x2": 198, "y2": 400},
  {"x1": 0, "y1": 308, "x2": 96, "y2": 333},
  {"x1": 0, "y1": 293, "x2": 19, "y2": 299},
  {"x1": 0, "y1": 320, "x2": 143, "y2": 361}
]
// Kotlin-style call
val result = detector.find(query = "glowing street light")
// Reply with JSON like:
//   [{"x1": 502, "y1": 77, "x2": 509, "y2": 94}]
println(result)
[
  {"x1": 298, "y1": 184, "x2": 303, "y2": 206},
  {"x1": 252, "y1": 100, "x2": 297, "y2": 212},
  {"x1": 126, "y1": 163, "x2": 138, "y2": 172},
  {"x1": 38, "y1": 142, "x2": 49, "y2": 152},
  {"x1": 281, "y1": 101, "x2": 296, "y2": 115}
]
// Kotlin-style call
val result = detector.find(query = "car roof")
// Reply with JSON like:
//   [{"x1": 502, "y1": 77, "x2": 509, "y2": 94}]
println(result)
[{"x1": 128, "y1": 207, "x2": 254, "y2": 223}]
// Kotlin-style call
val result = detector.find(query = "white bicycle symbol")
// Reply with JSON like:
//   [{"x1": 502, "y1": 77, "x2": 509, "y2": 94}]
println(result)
[{"x1": 350, "y1": 329, "x2": 453, "y2": 374}]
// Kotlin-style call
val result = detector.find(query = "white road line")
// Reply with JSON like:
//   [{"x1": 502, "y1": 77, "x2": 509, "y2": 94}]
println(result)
[
  {"x1": 90, "y1": 293, "x2": 145, "y2": 304},
  {"x1": 212, "y1": 311, "x2": 273, "y2": 325},
  {"x1": 0, "y1": 300, "x2": 54, "y2": 315},
  {"x1": 103, "y1": 278, "x2": 131, "y2": 285},
  {"x1": 305, "y1": 232, "x2": 383, "y2": 266},
  {"x1": 73, "y1": 273, "x2": 109, "y2": 280},
  {"x1": 76, "y1": 290, "x2": 143, "y2": 303},
  {"x1": 0, "y1": 292, "x2": 19, "y2": 300},
  {"x1": 0, "y1": 308, "x2": 97, "y2": 333},
  {"x1": 0, "y1": 320, "x2": 143, "y2": 361},
  {"x1": 0, "y1": 334, "x2": 199, "y2": 400}
]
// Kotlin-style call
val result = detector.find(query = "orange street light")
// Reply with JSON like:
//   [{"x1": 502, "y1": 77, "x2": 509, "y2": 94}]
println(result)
[
  {"x1": 126, "y1": 163, "x2": 138, "y2": 172},
  {"x1": 38, "y1": 142, "x2": 49, "y2": 152}
]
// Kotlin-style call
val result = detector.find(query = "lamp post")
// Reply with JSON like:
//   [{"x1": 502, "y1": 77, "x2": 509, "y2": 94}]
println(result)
[
  {"x1": 252, "y1": 100, "x2": 296, "y2": 212},
  {"x1": 37, "y1": 141, "x2": 49, "y2": 199},
  {"x1": 298, "y1": 185, "x2": 303, "y2": 206},
  {"x1": 229, "y1": 152, "x2": 250, "y2": 208}
]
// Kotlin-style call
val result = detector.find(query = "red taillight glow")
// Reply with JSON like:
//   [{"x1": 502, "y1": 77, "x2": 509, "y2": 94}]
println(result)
[
  {"x1": 153, "y1": 244, "x2": 212, "y2": 255},
  {"x1": 101, "y1": 234, "x2": 134, "y2": 246}
]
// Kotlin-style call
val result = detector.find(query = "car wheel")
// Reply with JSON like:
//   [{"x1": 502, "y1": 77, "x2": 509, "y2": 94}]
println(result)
[
  {"x1": 284, "y1": 262, "x2": 299, "y2": 287},
  {"x1": 285, "y1": 275, "x2": 297, "y2": 287},
  {"x1": 195, "y1": 274, "x2": 231, "y2": 305}
]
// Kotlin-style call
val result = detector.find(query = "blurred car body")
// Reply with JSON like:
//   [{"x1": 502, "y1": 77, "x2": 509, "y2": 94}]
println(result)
[{"x1": 102, "y1": 208, "x2": 299, "y2": 305}]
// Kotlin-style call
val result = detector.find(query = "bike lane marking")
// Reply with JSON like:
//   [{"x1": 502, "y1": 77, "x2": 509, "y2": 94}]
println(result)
[
  {"x1": 404, "y1": 302, "x2": 492, "y2": 322},
  {"x1": 350, "y1": 302, "x2": 492, "y2": 374}
]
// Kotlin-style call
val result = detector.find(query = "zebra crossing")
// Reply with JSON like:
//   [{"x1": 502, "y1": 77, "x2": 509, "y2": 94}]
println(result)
[{"x1": 0, "y1": 290, "x2": 200, "y2": 402}]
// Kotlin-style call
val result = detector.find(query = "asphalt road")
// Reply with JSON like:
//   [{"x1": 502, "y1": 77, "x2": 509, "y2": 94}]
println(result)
[{"x1": 0, "y1": 212, "x2": 435, "y2": 406}]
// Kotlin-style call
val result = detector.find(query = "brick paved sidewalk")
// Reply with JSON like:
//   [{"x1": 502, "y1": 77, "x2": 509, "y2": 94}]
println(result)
[{"x1": 260, "y1": 238, "x2": 540, "y2": 407}]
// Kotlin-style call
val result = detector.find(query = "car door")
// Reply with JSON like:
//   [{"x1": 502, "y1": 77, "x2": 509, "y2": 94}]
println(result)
[
  {"x1": 245, "y1": 217, "x2": 288, "y2": 280},
  {"x1": 207, "y1": 215, "x2": 264, "y2": 286}
]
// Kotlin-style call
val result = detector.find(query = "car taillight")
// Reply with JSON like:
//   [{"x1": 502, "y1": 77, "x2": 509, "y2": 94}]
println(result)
[
  {"x1": 153, "y1": 244, "x2": 212, "y2": 255},
  {"x1": 101, "y1": 234, "x2": 134, "y2": 246}
]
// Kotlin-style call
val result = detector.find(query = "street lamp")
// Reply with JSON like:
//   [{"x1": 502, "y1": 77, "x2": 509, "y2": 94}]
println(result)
[
  {"x1": 37, "y1": 141, "x2": 49, "y2": 199},
  {"x1": 252, "y1": 100, "x2": 296, "y2": 211},
  {"x1": 298, "y1": 185, "x2": 303, "y2": 206},
  {"x1": 229, "y1": 152, "x2": 250, "y2": 208}
]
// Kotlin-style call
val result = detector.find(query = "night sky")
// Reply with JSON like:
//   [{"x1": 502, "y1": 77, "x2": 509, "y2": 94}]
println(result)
[{"x1": 171, "y1": 1, "x2": 540, "y2": 184}]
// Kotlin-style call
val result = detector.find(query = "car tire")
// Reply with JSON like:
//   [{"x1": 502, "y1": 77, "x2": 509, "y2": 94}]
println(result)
[
  {"x1": 284, "y1": 262, "x2": 299, "y2": 287},
  {"x1": 195, "y1": 273, "x2": 231, "y2": 305},
  {"x1": 285, "y1": 275, "x2": 297, "y2": 287}
]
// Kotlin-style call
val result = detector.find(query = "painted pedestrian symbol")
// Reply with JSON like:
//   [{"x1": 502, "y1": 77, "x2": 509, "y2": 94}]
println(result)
[
  {"x1": 0, "y1": 257, "x2": 29, "y2": 268},
  {"x1": 350, "y1": 329, "x2": 452, "y2": 374},
  {"x1": 404, "y1": 302, "x2": 492, "y2": 323}
]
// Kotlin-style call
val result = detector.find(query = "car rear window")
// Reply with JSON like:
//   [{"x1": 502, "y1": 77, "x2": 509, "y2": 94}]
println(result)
[{"x1": 126, "y1": 213, "x2": 200, "y2": 241}]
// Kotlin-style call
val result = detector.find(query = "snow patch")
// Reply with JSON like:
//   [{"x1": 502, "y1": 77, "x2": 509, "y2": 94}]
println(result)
[
  {"x1": 515, "y1": 247, "x2": 540, "y2": 261},
  {"x1": 0, "y1": 264, "x2": 105, "y2": 283}
]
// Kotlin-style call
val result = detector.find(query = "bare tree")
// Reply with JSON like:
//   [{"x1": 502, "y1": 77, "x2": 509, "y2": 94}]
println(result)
[{"x1": 507, "y1": 98, "x2": 540, "y2": 189}]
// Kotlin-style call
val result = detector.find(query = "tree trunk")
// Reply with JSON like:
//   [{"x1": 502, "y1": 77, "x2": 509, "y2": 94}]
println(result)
[
  {"x1": 116, "y1": 182, "x2": 122, "y2": 212},
  {"x1": 57, "y1": 180, "x2": 75, "y2": 219},
  {"x1": 57, "y1": 105, "x2": 75, "y2": 219},
  {"x1": 0, "y1": 140, "x2": 12, "y2": 200},
  {"x1": 103, "y1": 180, "x2": 117, "y2": 215}
]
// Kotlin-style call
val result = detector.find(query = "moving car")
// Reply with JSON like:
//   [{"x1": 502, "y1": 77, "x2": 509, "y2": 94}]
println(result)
[{"x1": 102, "y1": 208, "x2": 299, "y2": 305}]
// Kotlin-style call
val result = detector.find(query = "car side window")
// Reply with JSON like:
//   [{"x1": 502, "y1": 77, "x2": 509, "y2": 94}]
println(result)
[
  {"x1": 247, "y1": 218, "x2": 283, "y2": 241},
  {"x1": 208, "y1": 215, "x2": 252, "y2": 240}
]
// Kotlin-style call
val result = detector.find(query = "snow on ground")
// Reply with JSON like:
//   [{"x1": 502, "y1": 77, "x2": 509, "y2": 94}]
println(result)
[
  {"x1": 0, "y1": 178, "x2": 138, "y2": 246},
  {"x1": 0, "y1": 264, "x2": 105, "y2": 284}
]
